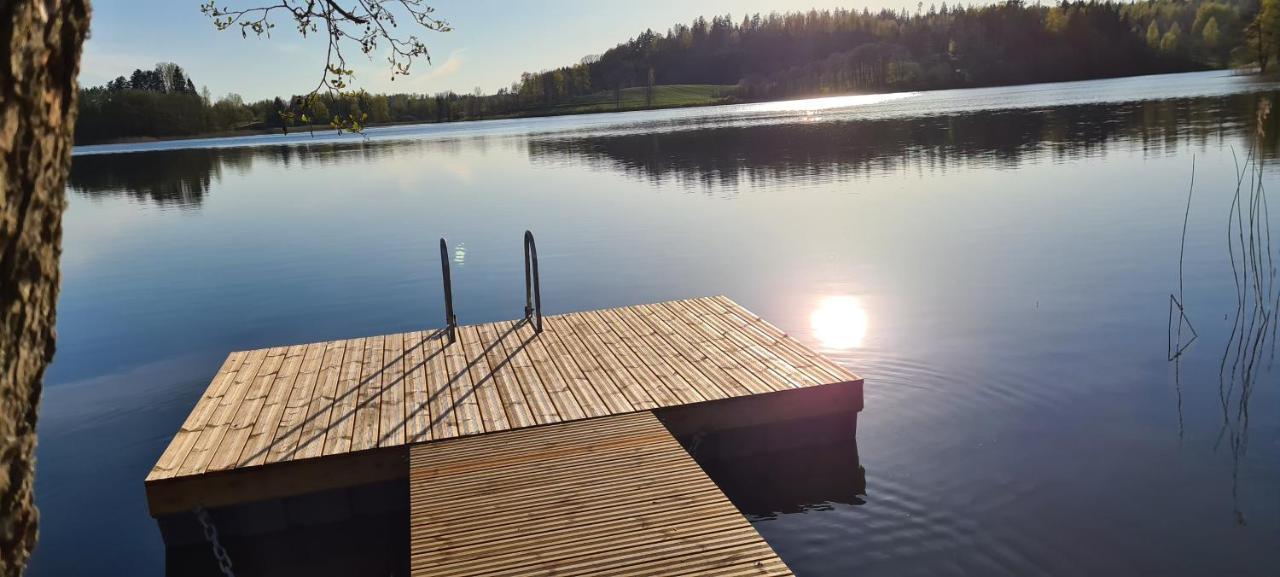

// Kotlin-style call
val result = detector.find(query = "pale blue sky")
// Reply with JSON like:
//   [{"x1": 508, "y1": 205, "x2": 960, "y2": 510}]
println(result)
[{"x1": 82, "y1": 0, "x2": 976, "y2": 101}]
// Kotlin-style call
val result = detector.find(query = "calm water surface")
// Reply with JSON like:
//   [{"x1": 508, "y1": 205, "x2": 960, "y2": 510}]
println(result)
[{"x1": 36, "y1": 70, "x2": 1280, "y2": 575}]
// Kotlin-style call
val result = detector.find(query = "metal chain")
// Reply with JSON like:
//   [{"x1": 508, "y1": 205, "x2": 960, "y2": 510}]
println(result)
[{"x1": 193, "y1": 507, "x2": 236, "y2": 577}]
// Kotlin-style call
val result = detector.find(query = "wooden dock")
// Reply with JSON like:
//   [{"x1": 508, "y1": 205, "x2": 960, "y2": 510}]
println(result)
[
  {"x1": 146, "y1": 295, "x2": 860, "y2": 515},
  {"x1": 410, "y1": 412, "x2": 793, "y2": 576},
  {"x1": 146, "y1": 295, "x2": 862, "y2": 575}
]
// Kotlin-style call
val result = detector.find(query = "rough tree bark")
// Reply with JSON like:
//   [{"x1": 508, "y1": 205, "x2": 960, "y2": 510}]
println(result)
[{"x1": 0, "y1": 1, "x2": 90, "y2": 575}]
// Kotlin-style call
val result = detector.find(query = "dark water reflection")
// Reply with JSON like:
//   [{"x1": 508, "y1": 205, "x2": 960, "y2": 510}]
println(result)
[
  {"x1": 528, "y1": 91, "x2": 1280, "y2": 190},
  {"x1": 37, "y1": 71, "x2": 1280, "y2": 576}
]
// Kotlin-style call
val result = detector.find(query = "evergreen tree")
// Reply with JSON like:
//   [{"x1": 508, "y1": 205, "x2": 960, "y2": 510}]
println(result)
[
  {"x1": 1161, "y1": 22, "x2": 1183, "y2": 53},
  {"x1": 1203, "y1": 17, "x2": 1221, "y2": 50}
]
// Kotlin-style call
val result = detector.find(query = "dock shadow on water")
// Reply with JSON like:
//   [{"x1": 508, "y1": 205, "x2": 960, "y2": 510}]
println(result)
[
  {"x1": 162, "y1": 480, "x2": 409, "y2": 576},
  {"x1": 692, "y1": 431, "x2": 866, "y2": 519}
]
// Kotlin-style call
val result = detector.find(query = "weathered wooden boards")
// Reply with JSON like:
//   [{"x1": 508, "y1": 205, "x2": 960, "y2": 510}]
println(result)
[
  {"x1": 145, "y1": 296, "x2": 862, "y2": 515},
  {"x1": 409, "y1": 412, "x2": 793, "y2": 577}
]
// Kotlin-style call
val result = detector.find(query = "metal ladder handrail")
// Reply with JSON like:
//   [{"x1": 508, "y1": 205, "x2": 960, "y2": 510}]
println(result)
[
  {"x1": 439, "y1": 238, "x2": 458, "y2": 344},
  {"x1": 523, "y1": 230, "x2": 543, "y2": 333}
]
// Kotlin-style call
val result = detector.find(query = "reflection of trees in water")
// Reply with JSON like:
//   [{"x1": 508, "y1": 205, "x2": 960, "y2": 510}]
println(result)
[
  {"x1": 67, "y1": 139, "x2": 478, "y2": 208},
  {"x1": 527, "y1": 92, "x2": 1280, "y2": 190},
  {"x1": 69, "y1": 148, "x2": 236, "y2": 207}
]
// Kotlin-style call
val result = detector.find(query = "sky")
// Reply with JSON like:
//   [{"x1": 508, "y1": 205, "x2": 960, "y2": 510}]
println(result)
[{"x1": 81, "y1": 0, "x2": 980, "y2": 101}]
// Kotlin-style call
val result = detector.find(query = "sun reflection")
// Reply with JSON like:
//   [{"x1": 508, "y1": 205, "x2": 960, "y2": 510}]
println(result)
[
  {"x1": 746, "y1": 91, "x2": 919, "y2": 113},
  {"x1": 453, "y1": 243, "x2": 466, "y2": 266},
  {"x1": 810, "y1": 296, "x2": 869, "y2": 350}
]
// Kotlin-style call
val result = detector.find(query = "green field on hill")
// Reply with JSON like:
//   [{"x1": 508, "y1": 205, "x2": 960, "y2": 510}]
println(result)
[{"x1": 537, "y1": 84, "x2": 736, "y2": 115}]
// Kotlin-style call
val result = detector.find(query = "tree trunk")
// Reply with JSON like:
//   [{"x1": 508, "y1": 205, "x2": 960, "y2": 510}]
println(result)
[{"x1": 0, "y1": 1, "x2": 90, "y2": 575}]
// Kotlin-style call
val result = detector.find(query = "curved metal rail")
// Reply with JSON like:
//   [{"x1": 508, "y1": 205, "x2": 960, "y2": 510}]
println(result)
[
  {"x1": 523, "y1": 231, "x2": 543, "y2": 333},
  {"x1": 440, "y1": 238, "x2": 458, "y2": 344}
]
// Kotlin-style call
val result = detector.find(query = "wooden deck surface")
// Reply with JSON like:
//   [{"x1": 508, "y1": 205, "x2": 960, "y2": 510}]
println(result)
[
  {"x1": 147, "y1": 296, "x2": 860, "y2": 486},
  {"x1": 409, "y1": 411, "x2": 793, "y2": 577}
]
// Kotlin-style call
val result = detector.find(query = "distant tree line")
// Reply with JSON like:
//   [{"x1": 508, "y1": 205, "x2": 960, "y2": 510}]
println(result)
[
  {"x1": 74, "y1": 0, "x2": 1279, "y2": 145},
  {"x1": 74, "y1": 62, "x2": 501, "y2": 144},
  {"x1": 77, "y1": 63, "x2": 208, "y2": 142},
  {"x1": 523, "y1": 0, "x2": 1273, "y2": 104}
]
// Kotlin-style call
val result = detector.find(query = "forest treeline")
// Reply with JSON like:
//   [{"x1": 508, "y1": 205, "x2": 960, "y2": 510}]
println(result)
[{"x1": 75, "y1": 0, "x2": 1280, "y2": 145}]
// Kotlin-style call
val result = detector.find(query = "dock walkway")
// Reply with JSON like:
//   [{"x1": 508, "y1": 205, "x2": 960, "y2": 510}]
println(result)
[{"x1": 409, "y1": 412, "x2": 793, "y2": 576}]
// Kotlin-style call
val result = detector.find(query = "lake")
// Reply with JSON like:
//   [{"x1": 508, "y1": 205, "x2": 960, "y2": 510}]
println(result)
[{"x1": 35, "y1": 70, "x2": 1280, "y2": 576}]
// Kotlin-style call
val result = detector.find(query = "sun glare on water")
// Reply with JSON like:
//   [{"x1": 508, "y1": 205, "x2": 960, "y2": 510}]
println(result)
[
  {"x1": 810, "y1": 296, "x2": 869, "y2": 350},
  {"x1": 747, "y1": 91, "x2": 919, "y2": 113}
]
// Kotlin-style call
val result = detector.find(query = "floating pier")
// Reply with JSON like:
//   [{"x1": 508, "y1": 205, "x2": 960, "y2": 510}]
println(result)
[
  {"x1": 410, "y1": 412, "x2": 793, "y2": 576},
  {"x1": 146, "y1": 295, "x2": 863, "y2": 575}
]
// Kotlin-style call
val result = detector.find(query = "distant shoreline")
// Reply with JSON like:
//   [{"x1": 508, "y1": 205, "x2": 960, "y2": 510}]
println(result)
[
  {"x1": 75, "y1": 69, "x2": 1273, "y2": 148},
  {"x1": 74, "y1": 85, "x2": 736, "y2": 147}
]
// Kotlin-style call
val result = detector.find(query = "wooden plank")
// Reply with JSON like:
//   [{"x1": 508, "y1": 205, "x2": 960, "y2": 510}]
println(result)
[
  {"x1": 350, "y1": 335, "x2": 386, "y2": 452},
  {"x1": 263, "y1": 342, "x2": 328, "y2": 464},
  {"x1": 481, "y1": 321, "x2": 560, "y2": 425},
  {"x1": 675, "y1": 299, "x2": 821, "y2": 389},
  {"x1": 536, "y1": 319, "x2": 611, "y2": 418},
  {"x1": 402, "y1": 331, "x2": 435, "y2": 443},
  {"x1": 590, "y1": 310, "x2": 706, "y2": 405},
  {"x1": 408, "y1": 425, "x2": 680, "y2": 491},
  {"x1": 424, "y1": 332, "x2": 460, "y2": 440},
  {"x1": 378, "y1": 332, "x2": 407, "y2": 448},
  {"x1": 148, "y1": 352, "x2": 247, "y2": 480},
  {"x1": 234, "y1": 344, "x2": 309, "y2": 468},
  {"x1": 708, "y1": 296, "x2": 859, "y2": 382},
  {"x1": 471, "y1": 322, "x2": 537, "y2": 429},
  {"x1": 416, "y1": 524, "x2": 781, "y2": 577},
  {"x1": 547, "y1": 316, "x2": 637, "y2": 413},
  {"x1": 409, "y1": 412, "x2": 792, "y2": 577},
  {"x1": 410, "y1": 451, "x2": 705, "y2": 511},
  {"x1": 518, "y1": 321, "x2": 589, "y2": 421},
  {"x1": 607, "y1": 307, "x2": 733, "y2": 401},
  {"x1": 292, "y1": 340, "x2": 347, "y2": 460},
  {"x1": 413, "y1": 491, "x2": 732, "y2": 548},
  {"x1": 636, "y1": 303, "x2": 767, "y2": 396},
  {"x1": 204, "y1": 347, "x2": 288, "y2": 473},
  {"x1": 410, "y1": 452, "x2": 701, "y2": 516},
  {"x1": 173, "y1": 347, "x2": 270, "y2": 477},
  {"x1": 573, "y1": 311, "x2": 682, "y2": 407},
  {"x1": 413, "y1": 513, "x2": 757, "y2": 574},
  {"x1": 654, "y1": 301, "x2": 795, "y2": 392},
  {"x1": 442, "y1": 330, "x2": 486, "y2": 437},
  {"x1": 406, "y1": 407, "x2": 666, "y2": 463},
  {"x1": 322, "y1": 337, "x2": 365, "y2": 456},
  {"x1": 458, "y1": 325, "x2": 513, "y2": 433},
  {"x1": 559, "y1": 313, "x2": 660, "y2": 410},
  {"x1": 684, "y1": 298, "x2": 818, "y2": 378}
]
